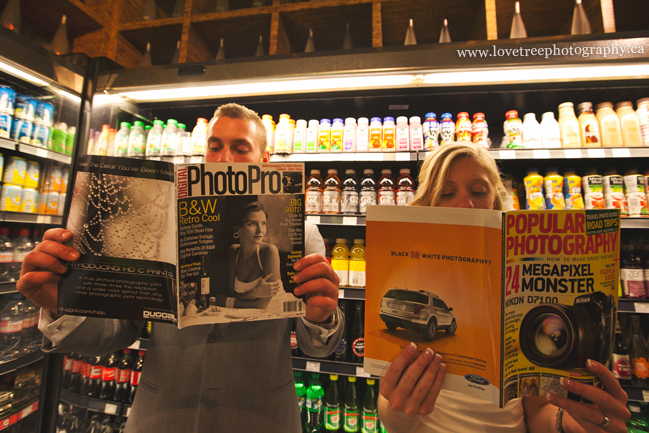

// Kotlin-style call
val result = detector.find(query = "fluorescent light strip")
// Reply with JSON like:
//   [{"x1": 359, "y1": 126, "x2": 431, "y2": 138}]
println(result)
[
  {"x1": 0, "y1": 59, "x2": 48, "y2": 86},
  {"x1": 116, "y1": 63, "x2": 649, "y2": 103}
]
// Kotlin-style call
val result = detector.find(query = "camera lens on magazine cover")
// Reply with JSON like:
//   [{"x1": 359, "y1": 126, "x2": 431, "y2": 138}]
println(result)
[{"x1": 518, "y1": 291, "x2": 615, "y2": 369}]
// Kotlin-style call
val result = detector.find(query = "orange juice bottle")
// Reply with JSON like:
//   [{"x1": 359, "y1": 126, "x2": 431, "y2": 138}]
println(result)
[
  {"x1": 563, "y1": 168, "x2": 584, "y2": 210},
  {"x1": 524, "y1": 167, "x2": 545, "y2": 210},
  {"x1": 544, "y1": 168, "x2": 565, "y2": 209}
]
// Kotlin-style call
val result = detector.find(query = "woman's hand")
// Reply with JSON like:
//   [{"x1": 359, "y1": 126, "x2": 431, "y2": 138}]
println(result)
[
  {"x1": 547, "y1": 360, "x2": 630, "y2": 433},
  {"x1": 293, "y1": 254, "x2": 339, "y2": 323},
  {"x1": 380, "y1": 342, "x2": 446, "y2": 416}
]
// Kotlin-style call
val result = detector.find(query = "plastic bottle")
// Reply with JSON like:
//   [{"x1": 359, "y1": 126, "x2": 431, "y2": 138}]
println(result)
[
  {"x1": 114, "y1": 122, "x2": 131, "y2": 157},
  {"x1": 306, "y1": 373, "x2": 325, "y2": 433},
  {"x1": 330, "y1": 118, "x2": 344, "y2": 152},
  {"x1": 409, "y1": 116, "x2": 423, "y2": 151},
  {"x1": 602, "y1": 168, "x2": 627, "y2": 216},
  {"x1": 95, "y1": 124, "x2": 110, "y2": 156},
  {"x1": 472, "y1": 112, "x2": 489, "y2": 149},
  {"x1": 295, "y1": 371, "x2": 308, "y2": 430},
  {"x1": 176, "y1": 124, "x2": 191, "y2": 156},
  {"x1": 127, "y1": 121, "x2": 146, "y2": 158},
  {"x1": 563, "y1": 168, "x2": 584, "y2": 210},
  {"x1": 67, "y1": 353, "x2": 82, "y2": 393},
  {"x1": 624, "y1": 169, "x2": 649, "y2": 218},
  {"x1": 107, "y1": 127, "x2": 117, "y2": 156},
  {"x1": 627, "y1": 402, "x2": 649, "y2": 432},
  {"x1": 161, "y1": 119, "x2": 178, "y2": 156},
  {"x1": 343, "y1": 377, "x2": 359, "y2": 432},
  {"x1": 331, "y1": 239, "x2": 349, "y2": 286},
  {"x1": 629, "y1": 315, "x2": 649, "y2": 386},
  {"x1": 540, "y1": 112, "x2": 562, "y2": 148},
  {"x1": 100, "y1": 351, "x2": 120, "y2": 400},
  {"x1": 503, "y1": 110, "x2": 523, "y2": 148},
  {"x1": 611, "y1": 320, "x2": 631, "y2": 386},
  {"x1": 543, "y1": 168, "x2": 565, "y2": 210},
  {"x1": 146, "y1": 119, "x2": 164, "y2": 157},
  {"x1": 637, "y1": 98, "x2": 649, "y2": 147},
  {"x1": 191, "y1": 118, "x2": 208, "y2": 156},
  {"x1": 351, "y1": 302, "x2": 364, "y2": 363},
  {"x1": 305, "y1": 169, "x2": 323, "y2": 214},
  {"x1": 342, "y1": 118, "x2": 356, "y2": 153},
  {"x1": 439, "y1": 113, "x2": 455, "y2": 146},
  {"x1": 323, "y1": 169, "x2": 342, "y2": 214},
  {"x1": 423, "y1": 112, "x2": 439, "y2": 149},
  {"x1": 261, "y1": 115, "x2": 274, "y2": 154},
  {"x1": 581, "y1": 170, "x2": 604, "y2": 209},
  {"x1": 377, "y1": 169, "x2": 396, "y2": 206},
  {"x1": 362, "y1": 379, "x2": 379, "y2": 433},
  {"x1": 616, "y1": 101, "x2": 643, "y2": 147},
  {"x1": 395, "y1": 116, "x2": 410, "y2": 151},
  {"x1": 381, "y1": 117, "x2": 395, "y2": 152},
  {"x1": 622, "y1": 241, "x2": 645, "y2": 298},
  {"x1": 319, "y1": 119, "x2": 332, "y2": 152},
  {"x1": 114, "y1": 349, "x2": 134, "y2": 403},
  {"x1": 369, "y1": 117, "x2": 382, "y2": 152},
  {"x1": 359, "y1": 169, "x2": 377, "y2": 214},
  {"x1": 62, "y1": 354, "x2": 73, "y2": 389},
  {"x1": 306, "y1": 119, "x2": 319, "y2": 153},
  {"x1": 455, "y1": 112, "x2": 472, "y2": 142},
  {"x1": 88, "y1": 355, "x2": 104, "y2": 398},
  {"x1": 324, "y1": 375, "x2": 341, "y2": 432},
  {"x1": 349, "y1": 239, "x2": 366, "y2": 288},
  {"x1": 595, "y1": 102, "x2": 623, "y2": 147},
  {"x1": 19, "y1": 297, "x2": 37, "y2": 353},
  {"x1": 523, "y1": 167, "x2": 545, "y2": 210},
  {"x1": 577, "y1": 102, "x2": 601, "y2": 147},
  {"x1": 129, "y1": 350, "x2": 145, "y2": 404},
  {"x1": 0, "y1": 228, "x2": 11, "y2": 282},
  {"x1": 356, "y1": 117, "x2": 369, "y2": 152},
  {"x1": 0, "y1": 293, "x2": 22, "y2": 360},
  {"x1": 396, "y1": 168, "x2": 415, "y2": 206},
  {"x1": 12, "y1": 227, "x2": 33, "y2": 265},
  {"x1": 558, "y1": 102, "x2": 581, "y2": 147},
  {"x1": 273, "y1": 114, "x2": 291, "y2": 154},
  {"x1": 522, "y1": 113, "x2": 541, "y2": 148},
  {"x1": 80, "y1": 355, "x2": 92, "y2": 395},
  {"x1": 293, "y1": 119, "x2": 307, "y2": 153},
  {"x1": 341, "y1": 169, "x2": 359, "y2": 215}
]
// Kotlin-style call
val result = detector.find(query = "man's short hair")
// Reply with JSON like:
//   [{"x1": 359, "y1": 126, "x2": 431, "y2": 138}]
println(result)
[{"x1": 211, "y1": 103, "x2": 268, "y2": 157}]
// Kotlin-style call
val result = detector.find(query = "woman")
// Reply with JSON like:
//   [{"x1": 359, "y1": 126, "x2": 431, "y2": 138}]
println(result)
[
  {"x1": 378, "y1": 143, "x2": 630, "y2": 433},
  {"x1": 220, "y1": 201, "x2": 282, "y2": 310}
]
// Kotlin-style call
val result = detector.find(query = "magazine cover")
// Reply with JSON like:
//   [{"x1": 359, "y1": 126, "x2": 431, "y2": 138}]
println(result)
[
  {"x1": 363, "y1": 206, "x2": 620, "y2": 407},
  {"x1": 58, "y1": 156, "x2": 306, "y2": 328}
]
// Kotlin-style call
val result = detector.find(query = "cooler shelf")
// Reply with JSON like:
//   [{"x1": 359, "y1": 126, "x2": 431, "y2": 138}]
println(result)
[{"x1": 292, "y1": 357, "x2": 376, "y2": 378}]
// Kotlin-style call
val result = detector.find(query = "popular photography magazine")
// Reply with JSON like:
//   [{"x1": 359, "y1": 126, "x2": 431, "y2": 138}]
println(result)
[
  {"x1": 58, "y1": 155, "x2": 306, "y2": 328},
  {"x1": 364, "y1": 206, "x2": 620, "y2": 407}
]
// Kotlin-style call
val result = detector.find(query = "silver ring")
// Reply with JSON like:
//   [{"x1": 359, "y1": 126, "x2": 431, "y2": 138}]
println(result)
[{"x1": 601, "y1": 414, "x2": 611, "y2": 428}]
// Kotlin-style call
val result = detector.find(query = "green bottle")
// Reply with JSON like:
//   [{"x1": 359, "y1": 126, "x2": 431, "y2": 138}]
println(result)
[
  {"x1": 295, "y1": 371, "x2": 308, "y2": 430},
  {"x1": 361, "y1": 379, "x2": 378, "y2": 433},
  {"x1": 307, "y1": 373, "x2": 325, "y2": 433},
  {"x1": 343, "y1": 377, "x2": 359, "y2": 432},
  {"x1": 325, "y1": 375, "x2": 341, "y2": 431},
  {"x1": 627, "y1": 402, "x2": 649, "y2": 432}
]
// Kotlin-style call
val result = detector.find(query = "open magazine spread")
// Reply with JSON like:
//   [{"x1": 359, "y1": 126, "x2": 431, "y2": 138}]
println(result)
[
  {"x1": 364, "y1": 206, "x2": 620, "y2": 407},
  {"x1": 59, "y1": 156, "x2": 306, "y2": 328}
]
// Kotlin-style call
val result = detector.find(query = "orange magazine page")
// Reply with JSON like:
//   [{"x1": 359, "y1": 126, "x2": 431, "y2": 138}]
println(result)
[{"x1": 364, "y1": 206, "x2": 504, "y2": 405}]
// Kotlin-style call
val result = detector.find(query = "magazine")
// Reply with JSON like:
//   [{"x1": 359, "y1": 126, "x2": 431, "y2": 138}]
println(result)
[
  {"x1": 59, "y1": 155, "x2": 306, "y2": 328},
  {"x1": 363, "y1": 206, "x2": 620, "y2": 407}
]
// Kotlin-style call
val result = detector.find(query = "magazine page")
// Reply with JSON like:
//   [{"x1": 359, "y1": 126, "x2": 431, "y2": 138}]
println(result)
[
  {"x1": 58, "y1": 155, "x2": 178, "y2": 324},
  {"x1": 502, "y1": 209, "x2": 620, "y2": 407},
  {"x1": 364, "y1": 206, "x2": 504, "y2": 405},
  {"x1": 176, "y1": 162, "x2": 306, "y2": 328}
]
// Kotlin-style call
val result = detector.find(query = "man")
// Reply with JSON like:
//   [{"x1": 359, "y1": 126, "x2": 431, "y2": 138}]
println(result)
[{"x1": 18, "y1": 103, "x2": 343, "y2": 432}]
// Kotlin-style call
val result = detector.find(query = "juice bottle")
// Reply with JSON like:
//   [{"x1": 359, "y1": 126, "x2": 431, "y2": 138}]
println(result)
[
  {"x1": 359, "y1": 169, "x2": 377, "y2": 214},
  {"x1": 305, "y1": 169, "x2": 323, "y2": 214},
  {"x1": 455, "y1": 112, "x2": 471, "y2": 142},
  {"x1": 637, "y1": 98, "x2": 649, "y2": 146},
  {"x1": 523, "y1": 167, "x2": 545, "y2": 210},
  {"x1": 558, "y1": 102, "x2": 581, "y2": 147},
  {"x1": 107, "y1": 127, "x2": 116, "y2": 156},
  {"x1": 616, "y1": 101, "x2": 643, "y2": 147},
  {"x1": 356, "y1": 117, "x2": 369, "y2": 152},
  {"x1": 382, "y1": 117, "x2": 395, "y2": 152},
  {"x1": 190, "y1": 118, "x2": 208, "y2": 156},
  {"x1": 595, "y1": 102, "x2": 623, "y2": 147},
  {"x1": 341, "y1": 169, "x2": 359, "y2": 215},
  {"x1": 581, "y1": 169, "x2": 605, "y2": 209},
  {"x1": 261, "y1": 114, "x2": 274, "y2": 154},
  {"x1": 472, "y1": 112, "x2": 489, "y2": 149},
  {"x1": 318, "y1": 118, "x2": 332, "y2": 152},
  {"x1": 602, "y1": 168, "x2": 627, "y2": 216},
  {"x1": 544, "y1": 168, "x2": 566, "y2": 209},
  {"x1": 503, "y1": 110, "x2": 523, "y2": 148},
  {"x1": 331, "y1": 118, "x2": 344, "y2": 152},
  {"x1": 423, "y1": 112, "x2": 439, "y2": 149},
  {"x1": 623, "y1": 168, "x2": 649, "y2": 218},
  {"x1": 409, "y1": 116, "x2": 423, "y2": 151},
  {"x1": 540, "y1": 112, "x2": 561, "y2": 148},
  {"x1": 503, "y1": 178, "x2": 520, "y2": 211},
  {"x1": 377, "y1": 169, "x2": 396, "y2": 206},
  {"x1": 396, "y1": 168, "x2": 415, "y2": 206},
  {"x1": 395, "y1": 116, "x2": 410, "y2": 151},
  {"x1": 331, "y1": 239, "x2": 349, "y2": 286},
  {"x1": 146, "y1": 120, "x2": 164, "y2": 157},
  {"x1": 522, "y1": 113, "x2": 541, "y2": 148},
  {"x1": 369, "y1": 117, "x2": 382, "y2": 152},
  {"x1": 127, "y1": 121, "x2": 146, "y2": 158},
  {"x1": 323, "y1": 169, "x2": 341, "y2": 214},
  {"x1": 114, "y1": 122, "x2": 131, "y2": 157},
  {"x1": 343, "y1": 117, "x2": 356, "y2": 152},
  {"x1": 563, "y1": 168, "x2": 584, "y2": 210},
  {"x1": 306, "y1": 119, "x2": 319, "y2": 153},
  {"x1": 577, "y1": 102, "x2": 601, "y2": 147},
  {"x1": 439, "y1": 113, "x2": 455, "y2": 146},
  {"x1": 293, "y1": 119, "x2": 307, "y2": 153},
  {"x1": 274, "y1": 114, "x2": 291, "y2": 154},
  {"x1": 161, "y1": 119, "x2": 178, "y2": 156},
  {"x1": 349, "y1": 239, "x2": 366, "y2": 288},
  {"x1": 95, "y1": 124, "x2": 110, "y2": 156}
]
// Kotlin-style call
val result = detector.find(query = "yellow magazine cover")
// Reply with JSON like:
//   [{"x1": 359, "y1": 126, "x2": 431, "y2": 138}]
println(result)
[{"x1": 364, "y1": 206, "x2": 619, "y2": 408}]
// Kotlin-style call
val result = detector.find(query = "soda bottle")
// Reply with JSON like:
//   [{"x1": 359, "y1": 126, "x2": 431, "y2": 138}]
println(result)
[
  {"x1": 100, "y1": 352, "x2": 120, "y2": 400},
  {"x1": 80, "y1": 356, "x2": 92, "y2": 396},
  {"x1": 290, "y1": 319, "x2": 302, "y2": 358},
  {"x1": 359, "y1": 169, "x2": 377, "y2": 214},
  {"x1": 68, "y1": 353, "x2": 83, "y2": 394},
  {"x1": 341, "y1": 169, "x2": 359, "y2": 215},
  {"x1": 331, "y1": 301, "x2": 348, "y2": 362},
  {"x1": 351, "y1": 302, "x2": 364, "y2": 364},
  {"x1": 0, "y1": 293, "x2": 22, "y2": 360},
  {"x1": 0, "y1": 227, "x2": 13, "y2": 282},
  {"x1": 621, "y1": 241, "x2": 646, "y2": 298},
  {"x1": 349, "y1": 239, "x2": 366, "y2": 288},
  {"x1": 12, "y1": 228, "x2": 33, "y2": 281},
  {"x1": 377, "y1": 169, "x2": 395, "y2": 206},
  {"x1": 331, "y1": 239, "x2": 350, "y2": 287},
  {"x1": 343, "y1": 377, "x2": 359, "y2": 432},
  {"x1": 114, "y1": 349, "x2": 134, "y2": 403},
  {"x1": 627, "y1": 402, "x2": 649, "y2": 432},
  {"x1": 306, "y1": 169, "x2": 324, "y2": 214},
  {"x1": 129, "y1": 350, "x2": 146, "y2": 404},
  {"x1": 611, "y1": 320, "x2": 631, "y2": 386},
  {"x1": 323, "y1": 169, "x2": 342, "y2": 214},
  {"x1": 361, "y1": 379, "x2": 378, "y2": 433},
  {"x1": 629, "y1": 315, "x2": 649, "y2": 387},
  {"x1": 61, "y1": 353, "x2": 73, "y2": 389},
  {"x1": 324, "y1": 375, "x2": 341, "y2": 432},
  {"x1": 20, "y1": 297, "x2": 38, "y2": 353},
  {"x1": 87, "y1": 355, "x2": 104, "y2": 398},
  {"x1": 306, "y1": 373, "x2": 325, "y2": 432},
  {"x1": 396, "y1": 168, "x2": 415, "y2": 206},
  {"x1": 295, "y1": 371, "x2": 308, "y2": 430}
]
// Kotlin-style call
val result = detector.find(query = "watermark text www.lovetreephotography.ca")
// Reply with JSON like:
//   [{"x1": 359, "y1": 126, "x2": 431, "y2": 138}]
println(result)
[{"x1": 457, "y1": 43, "x2": 645, "y2": 59}]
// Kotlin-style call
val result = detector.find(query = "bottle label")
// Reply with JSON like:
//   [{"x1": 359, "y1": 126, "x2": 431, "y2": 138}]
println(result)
[
  {"x1": 369, "y1": 128, "x2": 381, "y2": 150},
  {"x1": 396, "y1": 190, "x2": 415, "y2": 206},
  {"x1": 83, "y1": 361, "x2": 91, "y2": 379},
  {"x1": 293, "y1": 131, "x2": 304, "y2": 152},
  {"x1": 319, "y1": 130, "x2": 331, "y2": 151},
  {"x1": 63, "y1": 357, "x2": 73, "y2": 372},
  {"x1": 331, "y1": 259, "x2": 349, "y2": 286},
  {"x1": 325, "y1": 407, "x2": 341, "y2": 429},
  {"x1": 305, "y1": 191, "x2": 323, "y2": 213},
  {"x1": 362, "y1": 412, "x2": 379, "y2": 432},
  {"x1": 115, "y1": 135, "x2": 129, "y2": 155},
  {"x1": 378, "y1": 190, "x2": 395, "y2": 206},
  {"x1": 306, "y1": 131, "x2": 318, "y2": 152},
  {"x1": 191, "y1": 133, "x2": 206, "y2": 155},
  {"x1": 344, "y1": 408, "x2": 360, "y2": 432},
  {"x1": 162, "y1": 132, "x2": 176, "y2": 154},
  {"x1": 440, "y1": 122, "x2": 455, "y2": 146},
  {"x1": 297, "y1": 394, "x2": 305, "y2": 409},
  {"x1": 290, "y1": 331, "x2": 298, "y2": 351},
  {"x1": 72, "y1": 359, "x2": 83, "y2": 374},
  {"x1": 621, "y1": 268, "x2": 646, "y2": 298},
  {"x1": 130, "y1": 371, "x2": 141, "y2": 386},
  {"x1": 341, "y1": 191, "x2": 359, "y2": 214},
  {"x1": 352, "y1": 337, "x2": 364, "y2": 358},
  {"x1": 456, "y1": 119, "x2": 472, "y2": 141},
  {"x1": 356, "y1": 128, "x2": 369, "y2": 152},
  {"x1": 632, "y1": 357, "x2": 649, "y2": 379},
  {"x1": 323, "y1": 190, "x2": 341, "y2": 213},
  {"x1": 359, "y1": 191, "x2": 377, "y2": 213},
  {"x1": 90, "y1": 365, "x2": 102, "y2": 379},
  {"x1": 147, "y1": 133, "x2": 161, "y2": 153},
  {"x1": 382, "y1": 128, "x2": 395, "y2": 150},
  {"x1": 102, "y1": 367, "x2": 116, "y2": 381},
  {"x1": 307, "y1": 397, "x2": 323, "y2": 410},
  {"x1": 116, "y1": 368, "x2": 132, "y2": 383},
  {"x1": 343, "y1": 129, "x2": 355, "y2": 151},
  {"x1": 331, "y1": 129, "x2": 343, "y2": 151},
  {"x1": 423, "y1": 121, "x2": 439, "y2": 149},
  {"x1": 0, "y1": 252, "x2": 12, "y2": 262},
  {"x1": 0, "y1": 318, "x2": 21, "y2": 333},
  {"x1": 334, "y1": 338, "x2": 347, "y2": 357},
  {"x1": 349, "y1": 262, "x2": 366, "y2": 287},
  {"x1": 611, "y1": 354, "x2": 631, "y2": 380},
  {"x1": 396, "y1": 127, "x2": 409, "y2": 150}
]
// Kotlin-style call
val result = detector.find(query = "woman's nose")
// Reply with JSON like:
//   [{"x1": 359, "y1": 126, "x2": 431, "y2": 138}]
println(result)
[{"x1": 456, "y1": 191, "x2": 474, "y2": 209}]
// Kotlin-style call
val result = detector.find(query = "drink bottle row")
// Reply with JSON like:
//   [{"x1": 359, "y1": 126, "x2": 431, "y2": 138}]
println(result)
[
  {"x1": 0, "y1": 227, "x2": 39, "y2": 282},
  {"x1": 0, "y1": 292, "x2": 40, "y2": 362},
  {"x1": 57, "y1": 404, "x2": 126, "y2": 433},
  {"x1": 295, "y1": 372, "x2": 386, "y2": 433},
  {"x1": 305, "y1": 167, "x2": 416, "y2": 214},
  {"x1": 0, "y1": 361, "x2": 42, "y2": 432},
  {"x1": 61, "y1": 349, "x2": 146, "y2": 404},
  {"x1": 324, "y1": 239, "x2": 366, "y2": 288},
  {"x1": 610, "y1": 315, "x2": 649, "y2": 388},
  {"x1": 292, "y1": 300, "x2": 365, "y2": 365}
]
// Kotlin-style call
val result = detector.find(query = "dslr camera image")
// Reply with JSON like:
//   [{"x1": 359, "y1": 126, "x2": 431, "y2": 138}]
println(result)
[{"x1": 518, "y1": 291, "x2": 615, "y2": 369}]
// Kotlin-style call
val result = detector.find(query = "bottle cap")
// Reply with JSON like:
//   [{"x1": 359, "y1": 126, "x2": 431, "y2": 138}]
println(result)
[
  {"x1": 330, "y1": 375, "x2": 338, "y2": 380},
  {"x1": 279, "y1": 114, "x2": 291, "y2": 120},
  {"x1": 197, "y1": 118, "x2": 208, "y2": 123},
  {"x1": 310, "y1": 169, "x2": 321, "y2": 175},
  {"x1": 541, "y1": 112, "x2": 556, "y2": 120},
  {"x1": 345, "y1": 169, "x2": 356, "y2": 174},
  {"x1": 558, "y1": 102, "x2": 574, "y2": 109},
  {"x1": 296, "y1": 119, "x2": 307, "y2": 128},
  {"x1": 637, "y1": 98, "x2": 649, "y2": 106},
  {"x1": 383, "y1": 116, "x2": 395, "y2": 123},
  {"x1": 145, "y1": 125, "x2": 152, "y2": 130},
  {"x1": 177, "y1": 123, "x2": 186, "y2": 129},
  {"x1": 333, "y1": 118, "x2": 344, "y2": 124},
  {"x1": 18, "y1": 228, "x2": 29, "y2": 236},
  {"x1": 424, "y1": 112, "x2": 437, "y2": 120},
  {"x1": 308, "y1": 119, "x2": 319, "y2": 127},
  {"x1": 396, "y1": 116, "x2": 408, "y2": 123},
  {"x1": 345, "y1": 117, "x2": 356, "y2": 124},
  {"x1": 134, "y1": 121, "x2": 144, "y2": 127},
  {"x1": 320, "y1": 118, "x2": 331, "y2": 124},
  {"x1": 327, "y1": 169, "x2": 338, "y2": 175},
  {"x1": 595, "y1": 102, "x2": 613, "y2": 110},
  {"x1": 348, "y1": 377, "x2": 356, "y2": 382},
  {"x1": 120, "y1": 122, "x2": 131, "y2": 128},
  {"x1": 102, "y1": 124, "x2": 110, "y2": 129},
  {"x1": 335, "y1": 238, "x2": 347, "y2": 244},
  {"x1": 357, "y1": 117, "x2": 369, "y2": 125},
  {"x1": 381, "y1": 169, "x2": 391, "y2": 174},
  {"x1": 473, "y1": 112, "x2": 485, "y2": 120},
  {"x1": 523, "y1": 113, "x2": 536, "y2": 121},
  {"x1": 370, "y1": 117, "x2": 382, "y2": 123},
  {"x1": 262, "y1": 114, "x2": 273, "y2": 120},
  {"x1": 367, "y1": 379, "x2": 375, "y2": 385},
  {"x1": 167, "y1": 119, "x2": 177, "y2": 125},
  {"x1": 546, "y1": 167, "x2": 558, "y2": 173},
  {"x1": 563, "y1": 167, "x2": 575, "y2": 174},
  {"x1": 312, "y1": 373, "x2": 319, "y2": 379},
  {"x1": 505, "y1": 110, "x2": 519, "y2": 119},
  {"x1": 441, "y1": 113, "x2": 453, "y2": 120},
  {"x1": 577, "y1": 102, "x2": 593, "y2": 114},
  {"x1": 363, "y1": 169, "x2": 374, "y2": 174},
  {"x1": 353, "y1": 239, "x2": 364, "y2": 244},
  {"x1": 123, "y1": 348, "x2": 131, "y2": 353},
  {"x1": 399, "y1": 168, "x2": 411, "y2": 174},
  {"x1": 153, "y1": 120, "x2": 164, "y2": 125},
  {"x1": 457, "y1": 112, "x2": 469, "y2": 119},
  {"x1": 615, "y1": 101, "x2": 632, "y2": 110},
  {"x1": 409, "y1": 116, "x2": 421, "y2": 124}
]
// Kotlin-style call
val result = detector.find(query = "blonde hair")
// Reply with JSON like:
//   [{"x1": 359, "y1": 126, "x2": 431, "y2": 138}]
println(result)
[
  {"x1": 410, "y1": 143, "x2": 506, "y2": 210},
  {"x1": 210, "y1": 103, "x2": 268, "y2": 160}
]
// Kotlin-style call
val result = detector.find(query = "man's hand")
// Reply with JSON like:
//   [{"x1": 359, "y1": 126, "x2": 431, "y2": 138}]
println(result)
[
  {"x1": 293, "y1": 254, "x2": 339, "y2": 323},
  {"x1": 17, "y1": 228, "x2": 80, "y2": 315}
]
